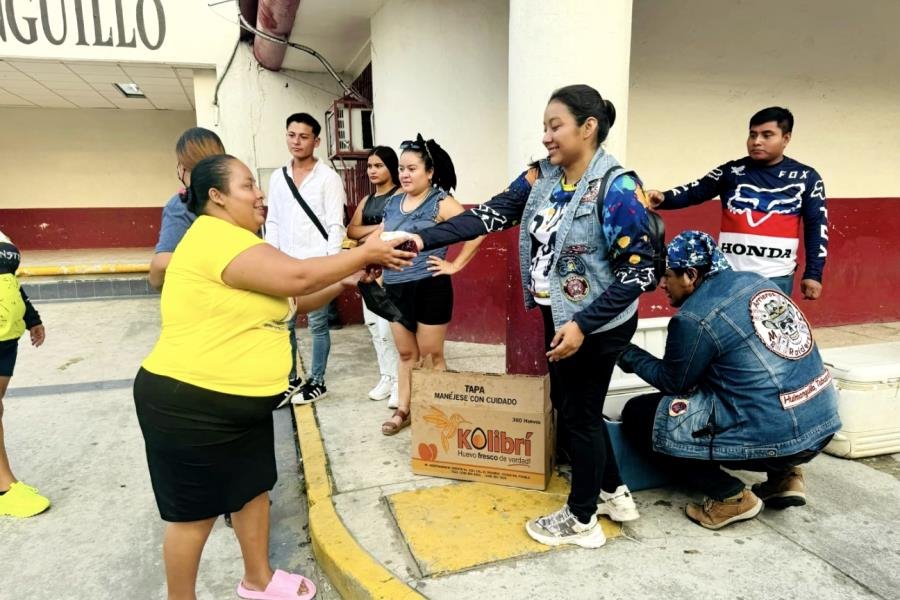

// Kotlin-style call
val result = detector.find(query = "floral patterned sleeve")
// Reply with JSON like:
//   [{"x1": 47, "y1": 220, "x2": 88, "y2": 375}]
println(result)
[
  {"x1": 602, "y1": 174, "x2": 657, "y2": 290},
  {"x1": 571, "y1": 174, "x2": 657, "y2": 334}
]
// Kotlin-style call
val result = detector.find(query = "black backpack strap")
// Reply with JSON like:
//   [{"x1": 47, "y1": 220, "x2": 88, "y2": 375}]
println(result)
[
  {"x1": 282, "y1": 167, "x2": 329, "y2": 241},
  {"x1": 597, "y1": 165, "x2": 626, "y2": 201},
  {"x1": 645, "y1": 209, "x2": 667, "y2": 283}
]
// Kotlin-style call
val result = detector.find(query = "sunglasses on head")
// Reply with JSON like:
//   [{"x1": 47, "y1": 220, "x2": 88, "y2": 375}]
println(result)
[{"x1": 400, "y1": 138, "x2": 433, "y2": 163}]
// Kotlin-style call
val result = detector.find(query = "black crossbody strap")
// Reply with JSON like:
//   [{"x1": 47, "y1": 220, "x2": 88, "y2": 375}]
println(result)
[{"x1": 282, "y1": 166, "x2": 329, "y2": 241}]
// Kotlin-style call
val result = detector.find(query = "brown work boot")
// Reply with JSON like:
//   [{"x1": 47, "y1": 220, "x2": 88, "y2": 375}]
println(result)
[
  {"x1": 752, "y1": 468, "x2": 806, "y2": 509},
  {"x1": 685, "y1": 489, "x2": 763, "y2": 530}
]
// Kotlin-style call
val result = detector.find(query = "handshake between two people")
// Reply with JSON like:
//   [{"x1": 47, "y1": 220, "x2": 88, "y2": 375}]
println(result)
[{"x1": 342, "y1": 228, "x2": 422, "y2": 288}]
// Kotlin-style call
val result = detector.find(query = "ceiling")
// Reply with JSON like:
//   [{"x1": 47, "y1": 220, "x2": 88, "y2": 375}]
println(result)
[
  {"x1": 0, "y1": 59, "x2": 194, "y2": 110},
  {"x1": 279, "y1": 0, "x2": 383, "y2": 74},
  {"x1": 0, "y1": 0, "x2": 387, "y2": 108}
]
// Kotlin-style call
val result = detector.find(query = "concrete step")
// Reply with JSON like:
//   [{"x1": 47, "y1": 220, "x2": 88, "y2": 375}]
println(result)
[
  {"x1": 17, "y1": 247, "x2": 154, "y2": 301},
  {"x1": 20, "y1": 273, "x2": 156, "y2": 301}
]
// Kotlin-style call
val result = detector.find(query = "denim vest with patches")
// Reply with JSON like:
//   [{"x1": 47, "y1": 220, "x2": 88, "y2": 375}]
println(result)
[
  {"x1": 518, "y1": 149, "x2": 638, "y2": 333},
  {"x1": 382, "y1": 187, "x2": 449, "y2": 284}
]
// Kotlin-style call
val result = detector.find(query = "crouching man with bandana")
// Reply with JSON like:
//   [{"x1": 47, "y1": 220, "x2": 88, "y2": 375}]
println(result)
[{"x1": 618, "y1": 231, "x2": 840, "y2": 530}]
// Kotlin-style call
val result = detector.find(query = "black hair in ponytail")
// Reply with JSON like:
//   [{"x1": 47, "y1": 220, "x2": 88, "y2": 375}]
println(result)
[
  {"x1": 184, "y1": 154, "x2": 236, "y2": 216},
  {"x1": 548, "y1": 84, "x2": 616, "y2": 148},
  {"x1": 402, "y1": 133, "x2": 457, "y2": 193}
]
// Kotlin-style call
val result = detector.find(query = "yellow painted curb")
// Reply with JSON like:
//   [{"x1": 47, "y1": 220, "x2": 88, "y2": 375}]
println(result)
[
  {"x1": 293, "y1": 404, "x2": 424, "y2": 600},
  {"x1": 16, "y1": 263, "x2": 150, "y2": 277}
]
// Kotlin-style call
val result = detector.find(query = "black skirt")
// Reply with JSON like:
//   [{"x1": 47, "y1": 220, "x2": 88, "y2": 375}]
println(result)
[{"x1": 133, "y1": 367, "x2": 282, "y2": 522}]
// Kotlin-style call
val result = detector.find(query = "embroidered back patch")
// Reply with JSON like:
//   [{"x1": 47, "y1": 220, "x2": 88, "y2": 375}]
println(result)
[
  {"x1": 749, "y1": 290, "x2": 813, "y2": 360},
  {"x1": 779, "y1": 370, "x2": 833, "y2": 410}
]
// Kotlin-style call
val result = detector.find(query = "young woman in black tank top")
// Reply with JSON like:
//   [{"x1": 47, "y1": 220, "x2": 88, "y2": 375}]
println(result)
[
  {"x1": 348, "y1": 147, "x2": 400, "y2": 241},
  {"x1": 348, "y1": 147, "x2": 402, "y2": 406}
]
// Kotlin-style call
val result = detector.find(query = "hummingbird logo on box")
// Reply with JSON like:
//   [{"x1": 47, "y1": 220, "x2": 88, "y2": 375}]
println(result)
[
  {"x1": 423, "y1": 406, "x2": 470, "y2": 453},
  {"x1": 422, "y1": 405, "x2": 535, "y2": 460}
]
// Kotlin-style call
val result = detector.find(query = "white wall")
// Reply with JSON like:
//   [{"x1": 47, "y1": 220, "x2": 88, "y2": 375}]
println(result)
[
  {"x1": 0, "y1": 106, "x2": 194, "y2": 208},
  {"x1": 194, "y1": 44, "x2": 348, "y2": 198},
  {"x1": 371, "y1": 0, "x2": 509, "y2": 203},
  {"x1": 508, "y1": 0, "x2": 634, "y2": 174},
  {"x1": 626, "y1": 0, "x2": 900, "y2": 198}
]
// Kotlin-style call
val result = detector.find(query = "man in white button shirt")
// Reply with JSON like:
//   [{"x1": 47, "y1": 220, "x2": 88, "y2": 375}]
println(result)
[{"x1": 266, "y1": 112, "x2": 347, "y2": 404}]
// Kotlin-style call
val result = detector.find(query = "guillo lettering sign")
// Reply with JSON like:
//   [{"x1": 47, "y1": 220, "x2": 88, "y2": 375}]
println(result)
[{"x1": 0, "y1": 0, "x2": 166, "y2": 50}]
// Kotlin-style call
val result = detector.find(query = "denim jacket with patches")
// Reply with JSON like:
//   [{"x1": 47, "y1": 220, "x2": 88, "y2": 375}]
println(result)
[
  {"x1": 518, "y1": 150, "x2": 637, "y2": 332},
  {"x1": 416, "y1": 149, "x2": 657, "y2": 333},
  {"x1": 619, "y1": 270, "x2": 840, "y2": 460}
]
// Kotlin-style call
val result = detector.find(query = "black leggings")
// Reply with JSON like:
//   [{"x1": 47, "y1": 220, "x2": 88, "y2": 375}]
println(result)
[
  {"x1": 541, "y1": 306, "x2": 638, "y2": 522},
  {"x1": 621, "y1": 392, "x2": 830, "y2": 501}
]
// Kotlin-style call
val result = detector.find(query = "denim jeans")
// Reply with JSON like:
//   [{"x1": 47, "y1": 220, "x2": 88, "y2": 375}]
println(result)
[
  {"x1": 769, "y1": 272, "x2": 796, "y2": 296},
  {"x1": 621, "y1": 393, "x2": 830, "y2": 500},
  {"x1": 288, "y1": 308, "x2": 331, "y2": 384},
  {"x1": 306, "y1": 306, "x2": 331, "y2": 385}
]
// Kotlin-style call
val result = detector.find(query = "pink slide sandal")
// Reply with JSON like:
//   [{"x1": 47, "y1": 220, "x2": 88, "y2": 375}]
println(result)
[{"x1": 237, "y1": 569, "x2": 316, "y2": 600}]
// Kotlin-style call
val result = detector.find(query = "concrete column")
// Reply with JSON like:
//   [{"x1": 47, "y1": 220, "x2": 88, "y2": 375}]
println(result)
[
  {"x1": 371, "y1": 0, "x2": 509, "y2": 202},
  {"x1": 369, "y1": 0, "x2": 515, "y2": 345},
  {"x1": 506, "y1": 0, "x2": 634, "y2": 375},
  {"x1": 507, "y1": 0, "x2": 634, "y2": 175},
  {"x1": 192, "y1": 69, "x2": 217, "y2": 130}
]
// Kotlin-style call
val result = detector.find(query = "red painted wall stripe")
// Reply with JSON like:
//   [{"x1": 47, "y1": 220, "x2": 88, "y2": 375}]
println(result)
[
  {"x1": 4, "y1": 199, "x2": 898, "y2": 353},
  {"x1": 0, "y1": 207, "x2": 162, "y2": 250},
  {"x1": 506, "y1": 197, "x2": 900, "y2": 374}
]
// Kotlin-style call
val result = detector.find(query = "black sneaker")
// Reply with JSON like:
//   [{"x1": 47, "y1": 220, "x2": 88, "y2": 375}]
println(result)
[
  {"x1": 293, "y1": 382, "x2": 327, "y2": 405},
  {"x1": 277, "y1": 377, "x2": 303, "y2": 409}
]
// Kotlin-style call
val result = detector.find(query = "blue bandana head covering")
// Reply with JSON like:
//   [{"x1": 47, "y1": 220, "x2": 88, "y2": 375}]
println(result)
[{"x1": 666, "y1": 230, "x2": 732, "y2": 274}]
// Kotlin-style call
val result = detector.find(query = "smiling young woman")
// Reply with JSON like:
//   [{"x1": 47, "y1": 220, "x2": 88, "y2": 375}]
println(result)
[
  {"x1": 411, "y1": 85, "x2": 661, "y2": 549},
  {"x1": 378, "y1": 135, "x2": 484, "y2": 436}
]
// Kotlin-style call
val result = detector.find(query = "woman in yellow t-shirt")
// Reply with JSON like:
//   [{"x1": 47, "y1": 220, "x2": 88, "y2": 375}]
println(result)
[{"x1": 133, "y1": 155, "x2": 412, "y2": 600}]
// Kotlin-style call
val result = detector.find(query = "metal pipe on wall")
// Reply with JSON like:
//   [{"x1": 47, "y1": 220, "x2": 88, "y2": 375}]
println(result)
[
  {"x1": 238, "y1": 0, "x2": 259, "y2": 41},
  {"x1": 253, "y1": 0, "x2": 301, "y2": 71}
]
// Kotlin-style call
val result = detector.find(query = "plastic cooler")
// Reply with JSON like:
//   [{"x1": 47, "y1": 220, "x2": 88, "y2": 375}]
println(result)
[
  {"x1": 605, "y1": 316, "x2": 669, "y2": 420},
  {"x1": 604, "y1": 317, "x2": 673, "y2": 491},
  {"x1": 820, "y1": 342, "x2": 900, "y2": 459}
]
